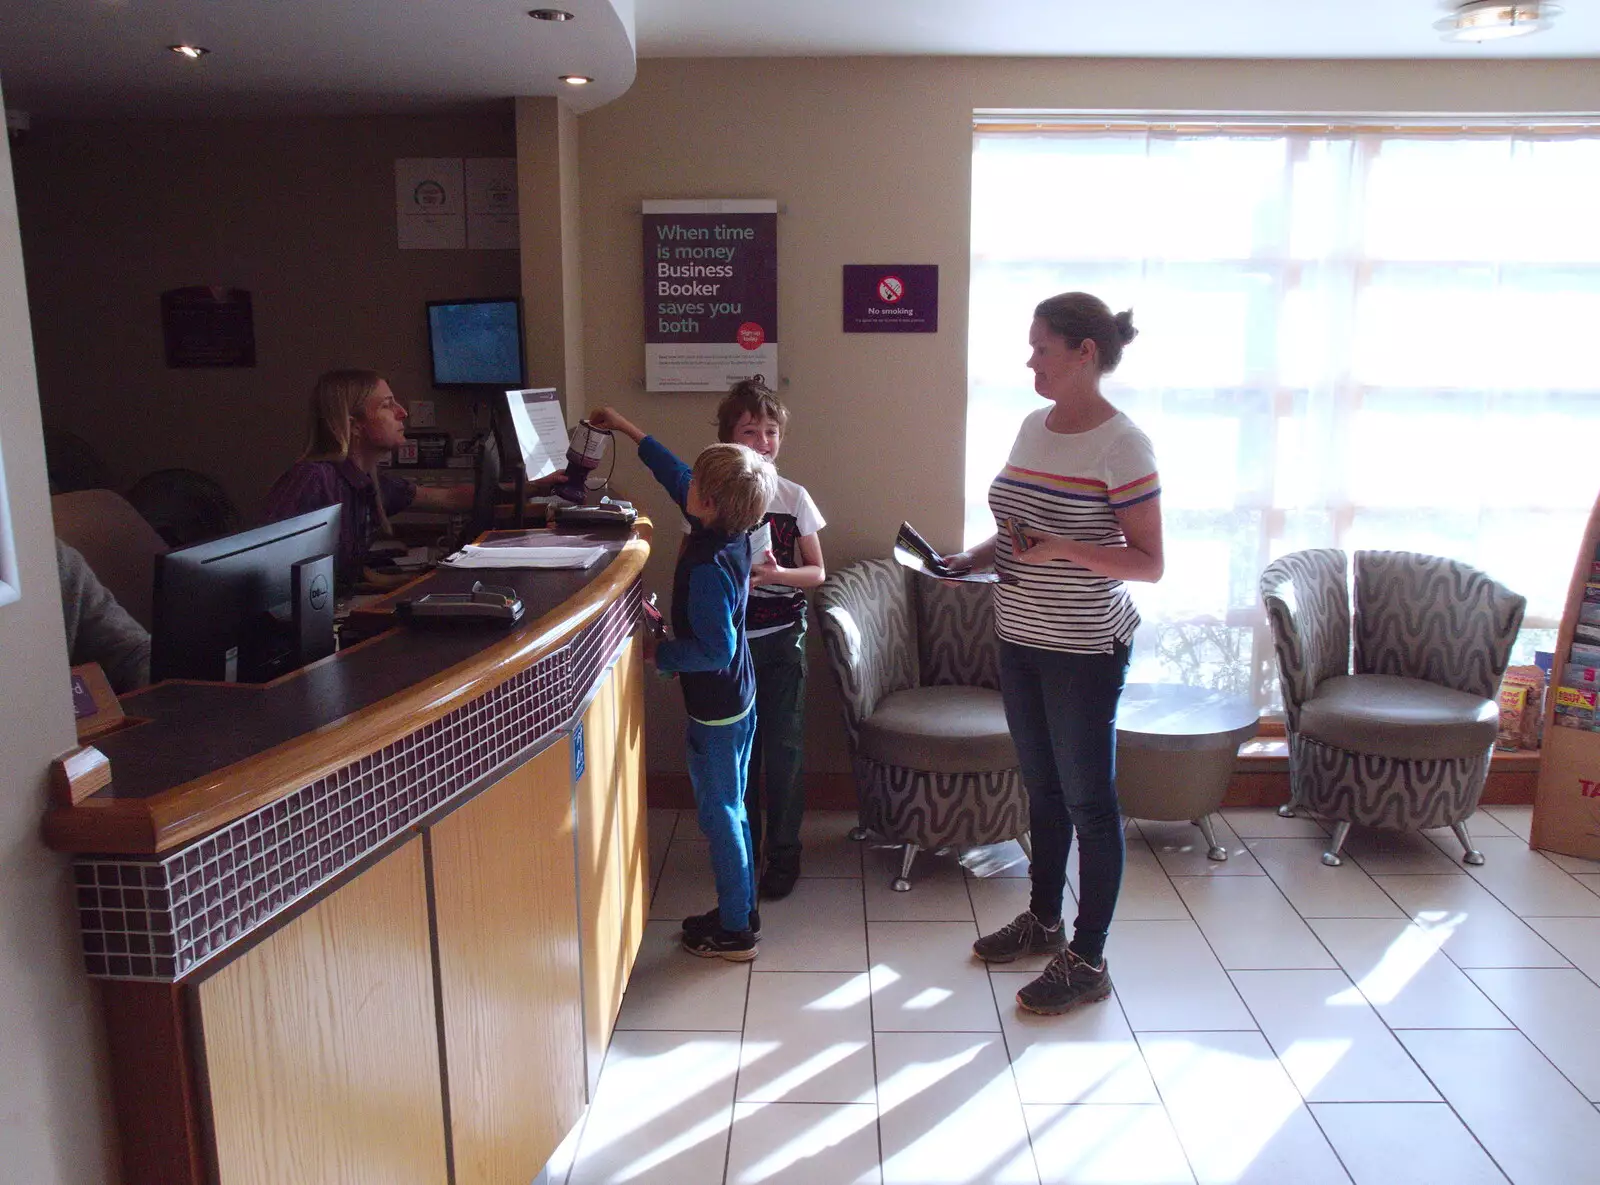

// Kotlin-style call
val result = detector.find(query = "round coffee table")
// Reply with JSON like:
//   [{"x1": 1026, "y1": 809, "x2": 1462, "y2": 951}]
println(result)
[{"x1": 1116, "y1": 683, "x2": 1259, "y2": 861}]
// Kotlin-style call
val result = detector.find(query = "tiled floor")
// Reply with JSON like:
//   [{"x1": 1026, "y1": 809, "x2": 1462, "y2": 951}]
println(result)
[{"x1": 550, "y1": 805, "x2": 1600, "y2": 1185}]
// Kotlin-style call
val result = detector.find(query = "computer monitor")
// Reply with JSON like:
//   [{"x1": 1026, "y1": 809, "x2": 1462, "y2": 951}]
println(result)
[
  {"x1": 151, "y1": 505, "x2": 341, "y2": 684},
  {"x1": 426, "y1": 297, "x2": 526, "y2": 388}
]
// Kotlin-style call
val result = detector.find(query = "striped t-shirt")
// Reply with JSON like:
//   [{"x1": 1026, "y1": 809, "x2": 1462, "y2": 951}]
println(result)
[{"x1": 988, "y1": 408, "x2": 1160, "y2": 654}]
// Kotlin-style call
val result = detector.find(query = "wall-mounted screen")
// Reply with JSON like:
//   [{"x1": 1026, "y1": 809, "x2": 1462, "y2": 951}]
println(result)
[{"x1": 426, "y1": 297, "x2": 525, "y2": 388}]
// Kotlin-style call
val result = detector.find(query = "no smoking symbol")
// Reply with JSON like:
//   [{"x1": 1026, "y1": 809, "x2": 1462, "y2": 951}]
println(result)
[{"x1": 877, "y1": 275, "x2": 904, "y2": 303}]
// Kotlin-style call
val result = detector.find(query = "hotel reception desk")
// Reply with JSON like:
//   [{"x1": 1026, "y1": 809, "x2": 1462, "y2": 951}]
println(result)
[{"x1": 43, "y1": 522, "x2": 653, "y2": 1185}]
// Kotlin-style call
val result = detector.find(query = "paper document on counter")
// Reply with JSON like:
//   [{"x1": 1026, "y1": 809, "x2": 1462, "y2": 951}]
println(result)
[{"x1": 441, "y1": 543, "x2": 605, "y2": 570}]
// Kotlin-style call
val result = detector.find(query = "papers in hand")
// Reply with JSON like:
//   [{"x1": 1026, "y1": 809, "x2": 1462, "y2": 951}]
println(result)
[
  {"x1": 893, "y1": 521, "x2": 1003, "y2": 584},
  {"x1": 750, "y1": 521, "x2": 773, "y2": 559},
  {"x1": 441, "y1": 543, "x2": 605, "y2": 570}
]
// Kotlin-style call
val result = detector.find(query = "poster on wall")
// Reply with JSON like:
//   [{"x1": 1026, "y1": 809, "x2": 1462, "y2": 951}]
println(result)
[
  {"x1": 642, "y1": 199, "x2": 777, "y2": 392},
  {"x1": 161, "y1": 286, "x2": 256, "y2": 368},
  {"x1": 465, "y1": 157, "x2": 519, "y2": 250},
  {"x1": 395, "y1": 158, "x2": 465, "y2": 250},
  {"x1": 842, "y1": 264, "x2": 939, "y2": 333}
]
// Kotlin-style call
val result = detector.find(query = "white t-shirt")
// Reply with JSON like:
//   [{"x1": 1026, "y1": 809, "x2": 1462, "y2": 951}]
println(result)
[
  {"x1": 988, "y1": 408, "x2": 1160, "y2": 654},
  {"x1": 681, "y1": 473, "x2": 825, "y2": 638}
]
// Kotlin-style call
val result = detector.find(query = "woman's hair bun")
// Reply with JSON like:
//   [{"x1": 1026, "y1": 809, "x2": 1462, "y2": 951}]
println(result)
[{"x1": 1113, "y1": 309, "x2": 1138, "y2": 345}]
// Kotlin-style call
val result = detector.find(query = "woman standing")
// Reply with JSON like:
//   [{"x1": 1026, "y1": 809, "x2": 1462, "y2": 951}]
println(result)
[{"x1": 945, "y1": 292, "x2": 1163, "y2": 1016}]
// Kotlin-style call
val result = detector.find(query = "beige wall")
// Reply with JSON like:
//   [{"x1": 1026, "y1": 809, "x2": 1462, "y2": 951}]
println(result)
[
  {"x1": 577, "y1": 55, "x2": 1600, "y2": 774},
  {"x1": 0, "y1": 80, "x2": 119, "y2": 1183},
  {"x1": 13, "y1": 109, "x2": 523, "y2": 520}
]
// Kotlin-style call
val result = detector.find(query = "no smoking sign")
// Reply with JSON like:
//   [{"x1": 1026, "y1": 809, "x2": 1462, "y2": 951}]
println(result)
[{"x1": 842, "y1": 264, "x2": 938, "y2": 334}]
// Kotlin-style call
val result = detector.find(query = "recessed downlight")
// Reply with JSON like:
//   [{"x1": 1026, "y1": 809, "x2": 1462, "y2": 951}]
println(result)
[
  {"x1": 559, "y1": 75, "x2": 592, "y2": 86},
  {"x1": 168, "y1": 44, "x2": 209, "y2": 60},
  {"x1": 528, "y1": 8, "x2": 576, "y2": 20}
]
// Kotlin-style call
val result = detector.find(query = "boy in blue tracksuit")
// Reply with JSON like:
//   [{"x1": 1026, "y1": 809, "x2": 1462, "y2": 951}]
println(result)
[{"x1": 590, "y1": 406, "x2": 777, "y2": 960}]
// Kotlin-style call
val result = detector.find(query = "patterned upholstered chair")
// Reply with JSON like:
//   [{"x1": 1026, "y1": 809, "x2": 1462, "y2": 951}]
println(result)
[
  {"x1": 1260, "y1": 549, "x2": 1525, "y2": 867},
  {"x1": 816, "y1": 559, "x2": 1029, "y2": 890}
]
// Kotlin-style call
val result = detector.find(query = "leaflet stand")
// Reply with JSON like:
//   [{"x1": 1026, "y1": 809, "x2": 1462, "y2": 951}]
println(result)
[{"x1": 1531, "y1": 484, "x2": 1600, "y2": 860}]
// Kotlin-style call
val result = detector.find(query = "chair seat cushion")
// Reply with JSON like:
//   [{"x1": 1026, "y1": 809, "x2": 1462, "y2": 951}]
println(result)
[
  {"x1": 858, "y1": 686, "x2": 1018, "y2": 774},
  {"x1": 1299, "y1": 674, "x2": 1498, "y2": 761}
]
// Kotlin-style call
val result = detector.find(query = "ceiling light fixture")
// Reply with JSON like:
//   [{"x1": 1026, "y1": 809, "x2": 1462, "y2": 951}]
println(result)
[
  {"x1": 168, "y1": 44, "x2": 210, "y2": 59},
  {"x1": 1435, "y1": 1, "x2": 1562, "y2": 42},
  {"x1": 528, "y1": 8, "x2": 576, "y2": 20},
  {"x1": 559, "y1": 75, "x2": 592, "y2": 86}
]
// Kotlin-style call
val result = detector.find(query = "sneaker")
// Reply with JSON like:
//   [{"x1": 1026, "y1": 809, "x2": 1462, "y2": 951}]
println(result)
[
  {"x1": 758, "y1": 851, "x2": 801, "y2": 901},
  {"x1": 1015, "y1": 950, "x2": 1112, "y2": 1016},
  {"x1": 682, "y1": 926, "x2": 758, "y2": 962},
  {"x1": 972, "y1": 911, "x2": 1067, "y2": 964},
  {"x1": 683, "y1": 907, "x2": 761, "y2": 940}
]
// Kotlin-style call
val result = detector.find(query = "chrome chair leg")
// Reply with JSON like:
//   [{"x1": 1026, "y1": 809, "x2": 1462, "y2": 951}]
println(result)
[
  {"x1": 1322, "y1": 820, "x2": 1352, "y2": 867},
  {"x1": 1277, "y1": 802, "x2": 1299, "y2": 819},
  {"x1": 1452, "y1": 820, "x2": 1486, "y2": 866},
  {"x1": 848, "y1": 826, "x2": 870, "y2": 842},
  {"x1": 1193, "y1": 815, "x2": 1229, "y2": 862},
  {"x1": 891, "y1": 844, "x2": 919, "y2": 892}
]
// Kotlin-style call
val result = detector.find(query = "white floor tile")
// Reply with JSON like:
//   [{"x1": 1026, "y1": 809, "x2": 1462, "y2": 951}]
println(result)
[
  {"x1": 1453, "y1": 837, "x2": 1600, "y2": 918},
  {"x1": 1139, "y1": 1031, "x2": 1351, "y2": 1184},
  {"x1": 1222, "y1": 808, "x2": 1328, "y2": 839},
  {"x1": 1539, "y1": 849, "x2": 1600, "y2": 876},
  {"x1": 963, "y1": 838, "x2": 1032, "y2": 878},
  {"x1": 568, "y1": 1030, "x2": 741, "y2": 1185},
  {"x1": 989, "y1": 972, "x2": 1160, "y2": 1104},
  {"x1": 1398, "y1": 1028, "x2": 1600, "y2": 1185},
  {"x1": 969, "y1": 877, "x2": 1060, "y2": 973},
  {"x1": 1171, "y1": 877, "x2": 1337, "y2": 970},
  {"x1": 794, "y1": 810, "x2": 866, "y2": 878},
  {"x1": 738, "y1": 971, "x2": 875, "y2": 1104},
  {"x1": 1228, "y1": 970, "x2": 1439, "y2": 1102},
  {"x1": 1143, "y1": 816, "x2": 1264, "y2": 877},
  {"x1": 1105, "y1": 920, "x2": 1256, "y2": 1031},
  {"x1": 1483, "y1": 804, "x2": 1535, "y2": 841},
  {"x1": 1026, "y1": 1104, "x2": 1195, "y2": 1185},
  {"x1": 865, "y1": 846, "x2": 977, "y2": 922},
  {"x1": 1308, "y1": 1103, "x2": 1508, "y2": 1185},
  {"x1": 1429, "y1": 810, "x2": 1518, "y2": 840},
  {"x1": 1069, "y1": 840, "x2": 1189, "y2": 921},
  {"x1": 1465, "y1": 968, "x2": 1600, "y2": 1101},
  {"x1": 867, "y1": 921, "x2": 1001, "y2": 1032},
  {"x1": 1246, "y1": 838, "x2": 1407, "y2": 919},
  {"x1": 754, "y1": 877, "x2": 868, "y2": 973},
  {"x1": 875, "y1": 1031, "x2": 1040, "y2": 1184},
  {"x1": 1306, "y1": 918, "x2": 1511, "y2": 1029},
  {"x1": 726, "y1": 1102, "x2": 882, "y2": 1185},
  {"x1": 1524, "y1": 916, "x2": 1600, "y2": 981},
  {"x1": 1578, "y1": 874, "x2": 1600, "y2": 901},
  {"x1": 1340, "y1": 828, "x2": 1466, "y2": 876},
  {"x1": 615, "y1": 919, "x2": 750, "y2": 1031},
  {"x1": 649, "y1": 835, "x2": 718, "y2": 921},
  {"x1": 1372, "y1": 874, "x2": 1571, "y2": 968}
]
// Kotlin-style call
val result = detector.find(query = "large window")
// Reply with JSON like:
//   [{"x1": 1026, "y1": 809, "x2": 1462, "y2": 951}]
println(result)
[{"x1": 968, "y1": 118, "x2": 1600, "y2": 710}]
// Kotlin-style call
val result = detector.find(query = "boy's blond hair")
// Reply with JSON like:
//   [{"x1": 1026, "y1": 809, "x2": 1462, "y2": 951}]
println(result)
[{"x1": 693, "y1": 443, "x2": 776, "y2": 535}]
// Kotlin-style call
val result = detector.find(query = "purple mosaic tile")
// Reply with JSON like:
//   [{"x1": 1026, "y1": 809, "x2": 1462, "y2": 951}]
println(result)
[{"x1": 74, "y1": 582, "x2": 643, "y2": 983}]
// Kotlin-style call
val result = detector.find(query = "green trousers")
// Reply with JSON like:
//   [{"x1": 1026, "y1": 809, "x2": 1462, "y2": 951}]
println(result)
[{"x1": 745, "y1": 621, "x2": 808, "y2": 863}]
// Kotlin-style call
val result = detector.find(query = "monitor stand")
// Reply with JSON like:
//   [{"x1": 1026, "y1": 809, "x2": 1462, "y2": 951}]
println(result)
[{"x1": 291, "y1": 554, "x2": 336, "y2": 666}]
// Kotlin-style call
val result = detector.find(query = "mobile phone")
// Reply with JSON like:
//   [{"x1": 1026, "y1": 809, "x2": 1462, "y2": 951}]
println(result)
[{"x1": 1006, "y1": 517, "x2": 1032, "y2": 554}]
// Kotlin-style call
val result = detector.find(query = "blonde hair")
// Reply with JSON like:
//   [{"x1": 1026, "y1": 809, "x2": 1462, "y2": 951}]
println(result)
[
  {"x1": 693, "y1": 442, "x2": 776, "y2": 535},
  {"x1": 304, "y1": 368, "x2": 394, "y2": 535}
]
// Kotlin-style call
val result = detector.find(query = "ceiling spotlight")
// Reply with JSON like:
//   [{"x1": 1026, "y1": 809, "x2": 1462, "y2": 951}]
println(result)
[
  {"x1": 559, "y1": 75, "x2": 592, "y2": 86},
  {"x1": 528, "y1": 8, "x2": 576, "y2": 20},
  {"x1": 168, "y1": 44, "x2": 210, "y2": 59},
  {"x1": 1435, "y1": 1, "x2": 1562, "y2": 41}
]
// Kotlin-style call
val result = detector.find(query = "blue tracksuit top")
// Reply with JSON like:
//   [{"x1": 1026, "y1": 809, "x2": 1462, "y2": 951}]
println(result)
[{"x1": 637, "y1": 436, "x2": 756, "y2": 723}]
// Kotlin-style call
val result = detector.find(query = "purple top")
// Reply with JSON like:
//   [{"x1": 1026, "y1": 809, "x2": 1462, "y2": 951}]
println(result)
[{"x1": 262, "y1": 458, "x2": 417, "y2": 586}]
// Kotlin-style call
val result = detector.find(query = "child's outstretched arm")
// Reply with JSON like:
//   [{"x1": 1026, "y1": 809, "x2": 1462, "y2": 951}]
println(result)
[
  {"x1": 589, "y1": 406, "x2": 692, "y2": 512},
  {"x1": 655, "y1": 565, "x2": 739, "y2": 674}
]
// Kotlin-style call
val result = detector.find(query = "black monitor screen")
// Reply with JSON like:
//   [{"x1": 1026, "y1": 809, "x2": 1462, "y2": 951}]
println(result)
[
  {"x1": 427, "y1": 298, "x2": 525, "y2": 388},
  {"x1": 151, "y1": 505, "x2": 341, "y2": 684}
]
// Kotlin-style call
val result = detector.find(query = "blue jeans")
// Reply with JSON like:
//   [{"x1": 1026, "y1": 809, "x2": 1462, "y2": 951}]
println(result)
[
  {"x1": 998, "y1": 638, "x2": 1131, "y2": 963},
  {"x1": 687, "y1": 711, "x2": 759, "y2": 931}
]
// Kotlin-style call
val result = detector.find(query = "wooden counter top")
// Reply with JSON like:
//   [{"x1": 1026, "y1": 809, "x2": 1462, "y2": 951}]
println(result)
[{"x1": 44, "y1": 521, "x2": 652, "y2": 856}]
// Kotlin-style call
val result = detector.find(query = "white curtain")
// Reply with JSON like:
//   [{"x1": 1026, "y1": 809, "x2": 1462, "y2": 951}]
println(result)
[{"x1": 968, "y1": 121, "x2": 1600, "y2": 710}]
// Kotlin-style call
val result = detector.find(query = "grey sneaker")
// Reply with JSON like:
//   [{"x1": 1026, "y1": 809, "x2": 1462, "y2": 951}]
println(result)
[
  {"x1": 683, "y1": 907, "x2": 761, "y2": 940},
  {"x1": 1016, "y1": 950, "x2": 1112, "y2": 1016},
  {"x1": 972, "y1": 911, "x2": 1066, "y2": 964}
]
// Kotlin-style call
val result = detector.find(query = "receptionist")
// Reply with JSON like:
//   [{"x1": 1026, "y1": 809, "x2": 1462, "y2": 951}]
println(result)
[{"x1": 263, "y1": 369, "x2": 564, "y2": 588}]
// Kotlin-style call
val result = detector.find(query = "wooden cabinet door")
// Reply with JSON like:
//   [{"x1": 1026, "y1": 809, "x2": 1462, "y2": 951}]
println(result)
[
  {"x1": 198, "y1": 836, "x2": 447, "y2": 1185},
  {"x1": 429, "y1": 740, "x2": 586, "y2": 1185}
]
